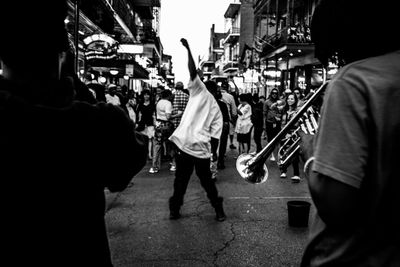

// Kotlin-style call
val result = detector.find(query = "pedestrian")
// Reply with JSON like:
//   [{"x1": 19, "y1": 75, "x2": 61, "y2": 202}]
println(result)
[
  {"x1": 136, "y1": 89, "x2": 156, "y2": 160},
  {"x1": 235, "y1": 93, "x2": 253, "y2": 155},
  {"x1": 169, "y1": 81, "x2": 189, "y2": 171},
  {"x1": 204, "y1": 80, "x2": 230, "y2": 175},
  {"x1": 168, "y1": 38, "x2": 226, "y2": 222},
  {"x1": 251, "y1": 94, "x2": 264, "y2": 153},
  {"x1": 279, "y1": 92, "x2": 301, "y2": 182},
  {"x1": 215, "y1": 86, "x2": 230, "y2": 170},
  {"x1": 299, "y1": 0, "x2": 400, "y2": 266},
  {"x1": 149, "y1": 89, "x2": 174, "y2": 173},
  {"x1": 106, "y1": 83, "x2": 122, "y2": 106},
  {"x1": 220, "y1": 81, "x2": 238, "y2": 150},
  {"x1": 263, "y1": 87, "x2": 281, "y2": 161},
  {"x1": 293, "y1": 87, "x2": 305, "y2": 108},
  {"x1": 0, "y1": 1, "x2": 148, "y2": 266}
]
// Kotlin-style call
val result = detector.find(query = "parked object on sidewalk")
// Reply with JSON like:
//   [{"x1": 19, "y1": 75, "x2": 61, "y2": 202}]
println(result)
[{"x1": 287, "y1": 201, "x2": 311, "y2": 227}]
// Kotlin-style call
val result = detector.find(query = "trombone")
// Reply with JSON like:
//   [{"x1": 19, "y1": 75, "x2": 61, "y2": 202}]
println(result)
[{"x1": 236, "y1": 82, "x2": 328, "y2": 184}]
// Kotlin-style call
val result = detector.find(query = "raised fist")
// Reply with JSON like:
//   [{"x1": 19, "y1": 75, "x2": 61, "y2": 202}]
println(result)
[{"x1": 180, "y1": 38, "x2": 189, "y2": 48}]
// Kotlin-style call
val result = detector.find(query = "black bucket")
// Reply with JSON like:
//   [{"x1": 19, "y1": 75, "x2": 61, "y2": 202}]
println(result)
[{"x1": 287, "y1": 200, "x2": 311, "y2": 227}]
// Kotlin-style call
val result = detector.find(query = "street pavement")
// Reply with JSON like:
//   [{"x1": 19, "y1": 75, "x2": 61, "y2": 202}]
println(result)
[{"x1": 105, "y1": 139, "x2": 316, "y2": 267}]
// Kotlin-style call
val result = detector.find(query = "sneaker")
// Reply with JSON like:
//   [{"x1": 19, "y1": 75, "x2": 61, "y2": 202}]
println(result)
[
  {"x1": 169, "y1": 165, "x2": 176, "y2": 172},
  {"x1": 149, "y1": 167, "x2": 159, "y2": 174},
  {"x1": 280, "y1": 172, "x2": 287, "y2": 178},
  {"x1": 291, "y1": 175, "x2": 301, "y2": 183},
  {"x1": 229, "y1": 144, "x2": 237, "y2": 149},
  {"x1": 215, "y1": 207, "x2": 226, "y2": 222},
  {"x1": 169, "y1": 210, "x2": 181, "y2": 220},
  {"x1": 270, "y1": 154, "x2": 276, "y2": 162}
]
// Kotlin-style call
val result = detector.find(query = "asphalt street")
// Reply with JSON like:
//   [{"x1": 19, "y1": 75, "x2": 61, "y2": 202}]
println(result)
[{"x1": 105, "y1": 140, "x2": 316, "y2": 267}]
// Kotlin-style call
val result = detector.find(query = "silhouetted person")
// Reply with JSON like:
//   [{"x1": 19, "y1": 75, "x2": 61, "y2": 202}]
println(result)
[
  {"x1": 299, "y1": 0, "x2": 400, "y2": 266},
  {"x1": 0, "y1": 2, "x2": 147, "y2": 266}
]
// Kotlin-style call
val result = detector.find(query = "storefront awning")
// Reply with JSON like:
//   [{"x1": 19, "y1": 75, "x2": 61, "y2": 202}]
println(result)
[{"x1": 87, "y1": 58, "x2": 149, "y2": 79}]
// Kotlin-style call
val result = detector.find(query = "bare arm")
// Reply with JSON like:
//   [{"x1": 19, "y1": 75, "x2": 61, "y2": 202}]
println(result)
[{"x1": 181, "y1": 38, "x2": 197, "y2": 81}]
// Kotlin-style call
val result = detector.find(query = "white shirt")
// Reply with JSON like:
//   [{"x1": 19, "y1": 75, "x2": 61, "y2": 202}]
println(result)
[
  {"x1": 156, "y1": 99, "x2": 172, "y2": 121},
  {"x1": 105, "y1": 94, "x2": 121, "y2": 106},
  {"x1": 169, "y1": 76, "x2": 222, "y2": 159},
  {"x1": 221, "y1": 90, "x2": 237, "y2": 120}
]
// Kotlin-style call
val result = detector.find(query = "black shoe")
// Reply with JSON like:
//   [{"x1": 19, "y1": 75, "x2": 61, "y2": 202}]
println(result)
[
  {"x1": 169, "y1": 210, "x2": 181, "y2": 220},
  {"x1": 229, "y1": 144, "x2": 236, "y2": 149},
  {"x1": 215, "y1": 210, "x2": 226, "y2": 222},
  {"x1": 217, "y1": 164, "x2": 225, "y2": 170},
  {"x1": 214, "y1": 198, "x2": 226, "y2": 222}
]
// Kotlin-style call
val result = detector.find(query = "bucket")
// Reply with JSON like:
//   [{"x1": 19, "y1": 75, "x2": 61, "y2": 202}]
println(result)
[{"x1": 287, "y1": 200, "x2": 311, "y2": 227}]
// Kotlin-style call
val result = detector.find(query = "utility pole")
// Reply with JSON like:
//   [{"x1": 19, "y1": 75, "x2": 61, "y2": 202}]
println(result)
[{"x1": 74, "y1": 0, "x2": 80, "y2": 75}]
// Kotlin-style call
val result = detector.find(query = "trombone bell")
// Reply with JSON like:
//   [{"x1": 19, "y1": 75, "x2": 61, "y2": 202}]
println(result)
[{"x1": 236, "y1": 153, "x2": 269, "y2": 184}]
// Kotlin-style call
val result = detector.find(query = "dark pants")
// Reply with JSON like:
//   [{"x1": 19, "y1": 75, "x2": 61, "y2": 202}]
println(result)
[
  {"x1": 218, "y1": 122, "x2": 229, "y2": 167},
  {"x1": 253, "y1": 125, "x2": 263, "y2": 153},
  {"x1": 280, "y1": 153, "x2": 300, "y2": 176},
  {"x1": 265, "y1": 121, "x2": 281, "y2": 142},
  {"x1": 169, "y1": 149, "x2": 222, "y2": 211}
]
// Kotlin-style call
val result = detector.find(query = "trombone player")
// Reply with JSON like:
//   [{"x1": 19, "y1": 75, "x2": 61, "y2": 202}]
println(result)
[{"x1": 299, "y1": 0, "x2": 400, "y2": 266}]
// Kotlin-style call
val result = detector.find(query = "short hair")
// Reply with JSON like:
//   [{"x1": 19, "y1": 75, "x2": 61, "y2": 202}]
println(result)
[
  {"x1": 0, "y1": 1, "x2": 69, "y2": 70},
  {"x1": 175, "y1": 81, "x2": 184, "y2": 90},
  {"x1": 220, "y1": 81, "x2": 229, "y2": 90},
  {"x1": 204, "y1": 80, "x2": 218, "y2": 95},
  {"x1": 311, "y1": 0, "x2": 400, "y2": 66},
  {"x1": 252, "y1": 94, "x2": 259, "y2": 103},
  {"x1": 161, "y1": 89, "x2": 172, "y2": 99},
  {"x1": 142, "y1": 89, "x2": 151, "y2": 96}
]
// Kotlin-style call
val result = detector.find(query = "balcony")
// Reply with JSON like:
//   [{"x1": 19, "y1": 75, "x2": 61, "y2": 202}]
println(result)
[
  {"x1": 224, "y1": 27, "x2": 240, "y2": 44},
  {"x1": 223, "y1": 61, "x2": 239, "y2": 73},
  {"x1": 201, "y1": 61, "x2": 215, "y2": 75},
  {"x1": 260, "y1": 24, "x2": 313, "y2": 58},
  {"x1": 224, "y1": 3, "x2": 240, "y2": 19},
  {"x1": 136, "y1": 26, "x2": 161, "y2": 56}
]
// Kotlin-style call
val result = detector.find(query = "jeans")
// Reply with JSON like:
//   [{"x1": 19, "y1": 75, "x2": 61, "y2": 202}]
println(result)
[{"x1": 280, "y1": 153, "x2": 300, "y2": 176}]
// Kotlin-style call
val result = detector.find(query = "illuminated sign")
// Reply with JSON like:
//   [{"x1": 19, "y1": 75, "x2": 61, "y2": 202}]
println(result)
[
  {"x1": 117, "y1": 44, "x2": 144, "y2": 54},
  {"x1": 83, "y1": 34, "x2": 116, "y2": 46},
  {"x1": 83, "y1": 34, "x2": 118, "y2": 61}
]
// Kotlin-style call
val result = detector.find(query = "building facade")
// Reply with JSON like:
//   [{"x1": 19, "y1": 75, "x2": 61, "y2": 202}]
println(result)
[
  {"x1": 64, "y1": 0, "x2": 170, "y2": 93},
  {"x1": 254, "y1": 0, "x2": 327, "y2": 96}
]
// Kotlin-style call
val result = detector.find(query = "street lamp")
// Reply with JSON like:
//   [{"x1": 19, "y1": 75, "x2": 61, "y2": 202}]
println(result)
[{"x1": 110, "y1": 69, "x2": 119, "y2": 76}]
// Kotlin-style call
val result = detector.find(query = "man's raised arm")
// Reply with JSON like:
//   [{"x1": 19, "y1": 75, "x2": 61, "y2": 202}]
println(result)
[{"x1": 181, "y1": 38, "x2": 197, "y2": 81}]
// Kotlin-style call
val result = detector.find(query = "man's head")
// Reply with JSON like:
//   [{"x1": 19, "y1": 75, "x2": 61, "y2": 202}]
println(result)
[
  {"x1": 311, "y1": 0, "x2": 399, "y2": 66},
  {"x1": 252, "y1": 94, "x2": 259, "y2": 104},
  {"x1": 204, "y1": 80, "x2": 221, "y2": 100},
  {"x1": 108, "y1": 84, "x2": 117, "y2": 96},
  {"x1": 220, "y1": 81, "x2": 230, "y2": 92},
  {"x1": 175, "y1": 82, "x2": 184, "y2": 91},
  {"x1": 0, "y1": 1, "x2": 69, "y2": 74}
]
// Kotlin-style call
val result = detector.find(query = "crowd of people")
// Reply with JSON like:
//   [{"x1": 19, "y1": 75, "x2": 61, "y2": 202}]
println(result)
[
  {"x1": 1, "y1": 0, "x2": 399, "y2": 266},
  {"x1": 105, "y1": 70, "x2": 310, "y2": 184}
]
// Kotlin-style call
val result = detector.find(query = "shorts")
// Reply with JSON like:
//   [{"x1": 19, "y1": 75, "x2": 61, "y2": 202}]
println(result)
[
  {"x1": 141, "y1": 126, "x2": 155, "y2": 139},
  {"x1": 237, "y1": 132, "x2": 251, "y2": 144}
]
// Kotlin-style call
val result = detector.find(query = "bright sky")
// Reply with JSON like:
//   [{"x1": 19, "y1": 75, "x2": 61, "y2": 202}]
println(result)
[{"x1": 160, "y1": 0, "x2": 234, "y2": 85}]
